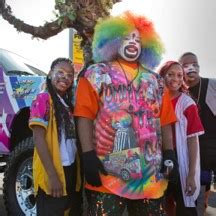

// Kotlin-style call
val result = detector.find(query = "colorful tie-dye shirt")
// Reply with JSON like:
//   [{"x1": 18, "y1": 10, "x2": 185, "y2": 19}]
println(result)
[{"x1": 74, "y1": 61, "x2": 176, "y2": 199}]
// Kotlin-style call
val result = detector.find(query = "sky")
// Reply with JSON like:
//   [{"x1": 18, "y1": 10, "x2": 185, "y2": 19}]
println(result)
[{"x1": 0, "y1": 0, "x2": 216, "y2": 78}]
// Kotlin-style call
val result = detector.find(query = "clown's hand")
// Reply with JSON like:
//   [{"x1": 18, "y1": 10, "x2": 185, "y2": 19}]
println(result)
[
  {"x1": 82, "y1": 150, "x2": 108, "y2": 187},
  {"x1": 161, "y1": 149, "x2": 179, "y2": 184}
]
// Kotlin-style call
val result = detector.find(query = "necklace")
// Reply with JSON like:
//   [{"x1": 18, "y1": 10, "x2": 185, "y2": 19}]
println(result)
[
  {"x1": 196, "y1": 78, "x2": 202, "y2": 104},
  {"x1": 117, "y1": 60, "x2": 139, "y2": 87}
]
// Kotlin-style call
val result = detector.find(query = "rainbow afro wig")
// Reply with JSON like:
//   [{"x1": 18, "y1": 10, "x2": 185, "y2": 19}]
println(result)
[{"x1": 92, "y1": 11, "x2": 165, "y2": 70}]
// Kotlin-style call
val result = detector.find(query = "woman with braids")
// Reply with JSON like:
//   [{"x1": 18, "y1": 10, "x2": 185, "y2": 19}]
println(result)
[{"x1": 29, "y1": 58, "x2": 82, "y2": 216}]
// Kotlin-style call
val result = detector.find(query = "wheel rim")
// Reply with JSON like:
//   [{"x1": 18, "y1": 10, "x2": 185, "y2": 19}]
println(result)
[
  {"x1": 16, "y1": 157, "x2": 36, "y2": 215},
  {"x1": 121, "y1": 170, "x2": 130, "y2": 181}
]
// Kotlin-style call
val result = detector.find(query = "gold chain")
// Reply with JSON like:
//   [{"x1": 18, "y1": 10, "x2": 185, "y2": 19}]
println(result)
[{"x1": 196, "y1": 78, "x2": 202, "y2": 104}]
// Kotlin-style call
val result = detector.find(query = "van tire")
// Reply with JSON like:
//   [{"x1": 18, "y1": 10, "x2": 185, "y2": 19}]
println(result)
[{"x1": 3, "y1": 137, "x2": 36, "y2": 216}]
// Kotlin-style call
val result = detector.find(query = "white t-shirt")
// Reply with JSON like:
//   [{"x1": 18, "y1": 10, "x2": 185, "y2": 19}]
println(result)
[
  {"x1": 57, "y1": 94, "x2": 77, "y2": 166},
  {"x1": 60, "y1": 132, "x2": 77, "y2": 166}
]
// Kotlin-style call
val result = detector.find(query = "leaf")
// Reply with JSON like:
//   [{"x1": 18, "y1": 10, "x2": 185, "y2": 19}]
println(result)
[{"x1": 68, "y1": 13, "x2": 75, "y2": 21}]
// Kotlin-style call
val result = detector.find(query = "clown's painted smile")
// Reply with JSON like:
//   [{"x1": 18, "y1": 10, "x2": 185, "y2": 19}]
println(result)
[
  {"x1": 118, "y1": 29, "x2": 141, "y2": 62},
  {"x1": 124, "y1": 44, "x2": 139, "y2": 59}
]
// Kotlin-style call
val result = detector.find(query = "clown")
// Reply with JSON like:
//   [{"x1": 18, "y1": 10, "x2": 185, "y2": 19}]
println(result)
[{"x1": 74, "y1": 11, "x2": 178, "y2": 215}]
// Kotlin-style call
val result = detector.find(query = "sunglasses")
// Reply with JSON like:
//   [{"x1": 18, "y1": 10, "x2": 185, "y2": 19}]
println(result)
[{"x1": 52, "y1": 70, "x2": 74, "y2": 80}]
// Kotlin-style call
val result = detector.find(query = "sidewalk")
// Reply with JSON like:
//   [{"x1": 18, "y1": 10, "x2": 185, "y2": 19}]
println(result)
[{"x1": 205, "y1": 186, "x2": 216, "y2": 216}]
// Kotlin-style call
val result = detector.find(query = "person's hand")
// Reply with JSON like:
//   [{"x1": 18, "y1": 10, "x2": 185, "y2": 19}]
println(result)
[
  {"x1": 214, "y1": 183, "x2": 216, "y2": 191},
  {"x1": 162, "y1": 149, "x2": 179, "y2": 184},
  {"x1": 82, "y1": 150, "x2": 108, "y2": 187},
  {"x1": 185, "y1": 174, "x2": 196, "y2": 196},
  {"x1": 48, "y1": 173, "x2": 63, "y2": 197}
]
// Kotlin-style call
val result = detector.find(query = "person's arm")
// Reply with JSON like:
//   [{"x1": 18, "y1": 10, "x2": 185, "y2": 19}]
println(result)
[
  {"x1": 32, "y1": 125, "x2": 63, "y2": 197},
  {"x1": 75, "y1": 77, "x2": 107, "y2": 186},
  {"x1": 183, "y1": 102, "x2": 204, "y2": 195},
  {"x1": 76, "y1": 117, "x2": 107, "y2": 186},
  {"x1": 159, "y1": 87, "x2": 179, "y2": 181},
  {"x1": 77, "y1": 117, "x2": 94, "y2": 152},
  {"x1": 186, "y1": 136, "x2": 198, "y2": 196}
]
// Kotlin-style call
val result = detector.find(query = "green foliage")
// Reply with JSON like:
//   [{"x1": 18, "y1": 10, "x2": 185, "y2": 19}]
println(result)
[{"x1": 54, "y1": 0, "x2": 76, "y2": 22}]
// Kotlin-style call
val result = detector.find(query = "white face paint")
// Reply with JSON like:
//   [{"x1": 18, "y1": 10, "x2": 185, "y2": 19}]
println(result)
[
  {"x1": 180, "y1": 54, "x2": 200, "y2": 85},
  {"x1": 118, "y1": 29, "x2": 141, "y2": 62},
  {"x1": 183, "y1": 63, "x2": 199, "y2": 75},
  {"x1": 50, "y1": 62, "x2": 74, "y2": 96}
]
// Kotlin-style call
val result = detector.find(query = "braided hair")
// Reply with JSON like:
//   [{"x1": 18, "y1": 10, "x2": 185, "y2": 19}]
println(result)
[{"x1": 47, "y1": 57, "x2": 75, "y2": 141}]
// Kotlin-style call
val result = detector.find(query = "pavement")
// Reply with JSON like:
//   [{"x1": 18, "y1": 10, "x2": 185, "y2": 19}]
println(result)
[
  {"x1": 0, "y1": 173, "x2": 215, "y2": 216},
  {"x1": 206, "y1": 186, "x2": 216, "y2": 216}
]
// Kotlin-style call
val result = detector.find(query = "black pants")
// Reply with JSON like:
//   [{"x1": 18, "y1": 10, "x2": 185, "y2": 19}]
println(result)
[
  {"x1": 36, "y1": 163, "x2": 82, "y2": 216},
  {"x1": 200, "y1": 139, "x2": 216, "y2": 172},
  {"x1": 166, "y1": 180, "x2": 197, "y2": 216},
  {"x1": 85, "y1": 189, "x2": 166, "y2": 216}
]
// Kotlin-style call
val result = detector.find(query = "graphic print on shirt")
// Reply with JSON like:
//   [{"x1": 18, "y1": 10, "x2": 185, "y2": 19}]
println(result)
[
  {"x1": 85, "y1": 62, "x2": 167, "y2": 199},
  {"x1": 112, "y1": 110, "x2": 136, "y2": 152}
]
